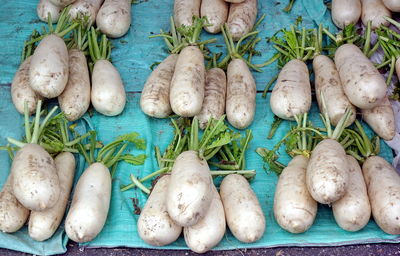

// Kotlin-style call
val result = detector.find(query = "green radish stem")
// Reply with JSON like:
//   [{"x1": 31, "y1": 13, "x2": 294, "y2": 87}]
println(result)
[
  {"x1": 283, "y1": 0, "x2": 296, "y2": 12},
  {"x1": 88, "y1": 27, "x2": 111, "y2": 63}
]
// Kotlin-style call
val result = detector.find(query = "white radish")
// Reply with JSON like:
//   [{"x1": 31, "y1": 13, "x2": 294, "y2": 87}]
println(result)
[
  {"x1": 196, "y1": 67, "x2": 227, "y2": 129},
  {"x1": 11, "y1": 56, "x2": 43, "y2": 115},
  {"x1": 382, "y1": 0, "x2": 400, "y2": 11},
  {"x1": 69, "y1": 0, "x2": 104, "y2": 25},
  {"x1": 225, "y1": 0, "x2": 245, "y2": 2},
  {"x1": 270, "y1": 59, "x2": 311, "y2": 120},
  {"x1": 332, "y1": 155, "x2": 371, "y2": 232},
  {"x1": 306, "y1": 139, "x2": 349, "y2": 204},
  {"x1": 331, "y1": 0, "x2": 361, "y2": 29},
  {"x1": 201, "y1": 0, "x2": 228, "y2": 34},
  {"x1": 96, "y1": 0, "x2": 131, "y2": 38},
  {"x1": 29, "y1": 152, "x2": 76, "y2": 241},
  {"x1": 89, "y1": 28, "x2": 126, "y2": 116},
  {"x1": 274, "y1": 155, "x2": 317, "y2": 233},
  {"x1": 174, "y1": 0, "x2": 201, "y2": 27},
  {"x1": 220, "y1": 174, "x2": 265, "y2": 243},
  {"x1": 361, "y1": 0, "x2": 391, "y2": 29},
  {"x1": 226, "y1": 58, "x2": 256, "y2": 129},
  {"x1": 169, "y1": 46, "x2": 205, "y2": 117},
  {"x1": 138, "y1": 175, "x2": 182, "y2": 246},
  {"x1": 0, "y1": 174, "x2": 30, "y2": 233},
  {"x1": 335, "y1": 43, "x2": 387, "y2": 110},
  {"x1": 65, "y1": 162, "x2": 111, "y2": 242},
  {"x1": 363, "y1": 156, "x2": 400, "y2": 235},
  {"x1": 59, "y1": 49, "x2": 91, "y2": 121},
  {"x1": 140, "y1": 54, "x2": 178, "y2": 118},
  {"x1": 184, "y1": 185, "x2": 226, "y2": 253},
  {"x1": 313, "y1": 55, "x2": 356, "y2": 127},
  {"x1": 227, "y1": 0, "x2": 258, "y2": 41},
  {"x1": 37, "y1": 0, "x2": 62, "y2": 23},
  {"x1": 361, "y1": 97, "x2": 396, "y2": 141},
  {"x1": 166, "y1": 150, "x2": 213, "y2": 227}
]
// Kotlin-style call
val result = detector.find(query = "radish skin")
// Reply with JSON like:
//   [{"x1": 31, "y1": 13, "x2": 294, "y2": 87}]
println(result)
[
  {"x1": 49, "y1": 0, "x2": 76, "y2": 7},
  {"x1": 170, "y1": 46, "x2": 205, "y2": 117},
  {"x1": 96, "y1": 0, "x2": 131, "y2": 38},
  {"x1": 174, "y1": 0, "x2": 201, "y2": 27},
  {"x1": 68, "y1": 0, "x2": 104, "y2": 25},
  {"x1": 335, "y1": 44, "x2": 386, "y2": 110},
  {"x1": 361, "y1": 0, "x2": 391, "y2": 29},
  {"x1": 270, "y1": 59, "x2": 311, "y2": 120},
  {"x1": 220, "y1": 174, "x2": 265, "y2": 243},
  {"x1": 306, "y1": 139, "x2": 349, "y2": 204},
  {"x1": 11, "y1": 144, "x2": 60, "y2": 211},
  {"x1": 227, "y1": 0, "x2": 258, "y2": 41},
  {"x1": 58, "y1": 49, "x2": 91, "y2": 121},
  {"x1": 196, "y1": 67, "x2": 227, "y2": 129},
  {"x1": 29, "y1": 152, "x2": 76, "y2": 241},
  {"x1": 140, "y1": 54, "x2": 178, "y2": 118},
  {"x1": 313, "y1": 55, "x2": 356, "y2": 127},
  {"x1": 91, "y1": 59, "x2": 126, "y2": 116},
  {"x1": 0, "y1": 174, "x2": 30, "y2": 233},
  {"x1": 363, "y1": 156, "x2": 400, "y2": 235},
  {"x1": 65, "y1": 162, "x2": 111, "y2": 243},
  {"x1": 138, "y1": 175, "x2": 182, "y2": 246},
  {"x1": 332, "y1": 155, "x2": 371, "y2": 232},
  {"x1": 362, "y1": 97, "x2": 395, "y2": 141},
  {"x1": 166, "y1": 150, "x2": 213, "y2": 227},
  {"x1": 37, "y1": 0, "x2": 61, "y2": 23},
  {"x1": 201, "y1": 0, "x2": 228, "y2": 34},
  {"x1": 274, "y1": 155, "x2": 317, "y2": 234},
  {"x1": 184, "y1": 185, "x2": 226, "y2": 253},
  {"x1": 331, "y1": 0, "x2": 361, "y2": 29},
  {"x1": 226, "y1": 58, "x2": 256, "y2": 129},
  {"x1": 382, "y1": 0, "x2": 400, "y2": 11},
  {"x1": 29, "y1": 34, "x2": 69, "y2": 98},
  {"x1": 11, "y1": 56, "x2": 43, "y2": 115},
  {"x1": 225, "y1": 0, "x2": 245, "y2": 2}
]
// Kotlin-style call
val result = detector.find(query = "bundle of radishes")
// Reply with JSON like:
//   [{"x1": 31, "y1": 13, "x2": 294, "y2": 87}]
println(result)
[
  {"x1": 12, "y1": 8, "x2": 127, "y2": 119},
  {"x1": 37, "y1": 0, "x2": 132, "y2": 38},
  {"x1": 331, "y1": 0, "x2": 398, "y2": 29},
  {"x1": 120, "y1": 117, "x2": 263, "y2": 253}
]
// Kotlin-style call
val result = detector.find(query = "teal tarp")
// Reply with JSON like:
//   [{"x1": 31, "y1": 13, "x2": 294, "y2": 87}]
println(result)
[{"x1": 0, "y1": 0, "x2": 398, "y2": 255}]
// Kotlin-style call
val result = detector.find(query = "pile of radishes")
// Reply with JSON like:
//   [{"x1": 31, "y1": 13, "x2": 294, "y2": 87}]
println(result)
[
  {"x1": 37, "y1": 0, "x2": 132, "y2": 38},
  {"x1": 12, "y1": 6, "x2": 128, "y2": 120}
]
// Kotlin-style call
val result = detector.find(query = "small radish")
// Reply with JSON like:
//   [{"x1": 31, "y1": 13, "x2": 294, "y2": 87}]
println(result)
[
  {"x1": 29, "y1": 8, "x2": 78, "y2": 98},
  {"x1": 361, "y1": 0, "x2": 391, "y2": 29},
  {"x1": 37, "y1": 0, "x2": 62, "y2": 23},
  {"x1": 88, "y1": 28, "x2": 126, "y2": 116},
  {"x1": 96, "y1": 0, "x2": 131, "y2": 38},
  {"x1": 174, "y1": 0, "x2": 201, "y2": 27},
  {"x1": 201, "y1": 0, "x2": 228, "y2": 34},
  {"x1": 227, "y1": 0, "x2": 258, "y2": 41},
  {"x1": 196, "y1": 56, "x2": 227, "y2": 129},
  {"x1": 58, "y1": 24, "x2": 91, "y2": 121},
  {"x1": 331, "y1": 0, "x2": 361, "y2": 29},
  {"x1": 69, "y1": 0, "x2": 104, "y2": 25}
]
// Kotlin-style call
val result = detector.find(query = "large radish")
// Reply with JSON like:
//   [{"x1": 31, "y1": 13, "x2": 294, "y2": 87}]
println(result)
[
  {"x1": 174, "y1": 0, "x2": 201, "y2": 27},
  {"x1": 201, "y1": 0, "x2": 228, "y2": 34},
  {"x1": 221, "y1": 25, "x2": 257, "y2": 129},
  {"x1": 58, "y1": 24, "x2": 91, "y2": 121},
  {"x1": 29, "y1": 152, "x2": 76, "y2": 241},
  {"x1": 331, "y1": 0, "x2": 361, "y2": 29},
  {"x1": 137, "y1": 175, "x2": 182, "y2": 246},
  {"x1": 7, "y1": 101, "x2": 60, "y2": 211},
  {"x1": 69, "y1": 0, "x2": 104, "y2": 25},
  {"x1": 269, "y1": 26, "x2": 313, "y2": 120},
  {"x1": 29, "y1": 9, "x2": 78, "y2": 99},
  {"x1": 227, "y1": 0, "x2": 258, "y2": 41},
  {"x1": 361, "y1": 0, "x2": 391, "y2": 29},
  {"x1": 66, "y1": 132, "x2": 140, "y2": 242},
  {"x1": 96, "y1": 0, "x2": 131, "y2": 38},
  {"x1": 335, "y1": 44, "x2": 387, "y2": 110},
  {"x1": 88, "y1": 28, "x2": 126, "y2": 116}
]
